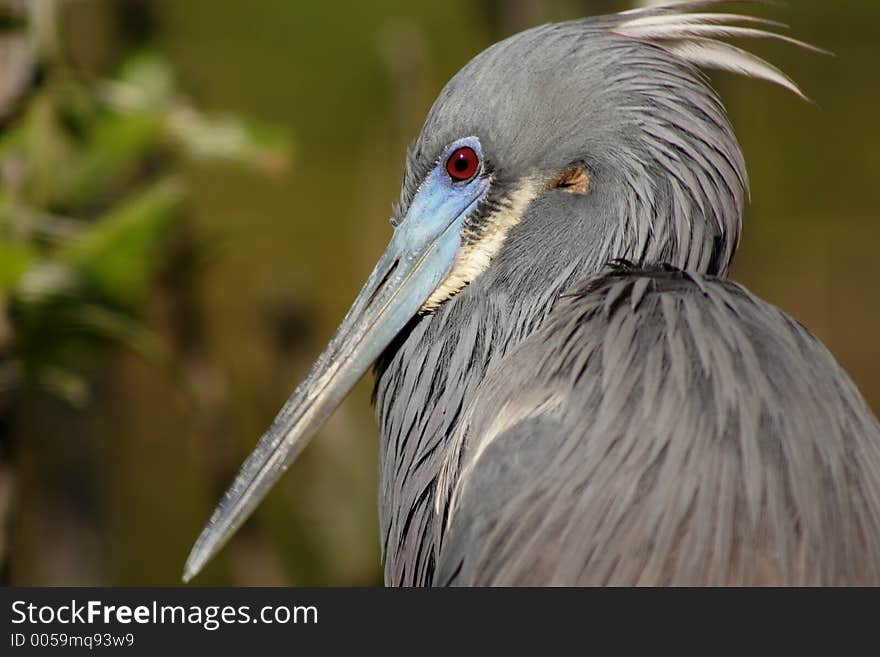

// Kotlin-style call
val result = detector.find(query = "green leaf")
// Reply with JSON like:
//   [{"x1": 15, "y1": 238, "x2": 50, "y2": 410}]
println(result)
[
  {"x1": 61, "y1": 110, "x2": 163, "y2": 209},
  {"x1": 0, "y1": 242, "x2": 35, "y2": 291},
  {"x1": 13, "y1": 260, "x2": 80, "y2": 304},
  {"x1": 167, "y1": 109, "x2": 292, "y2": 175},
  {"x1": 34, "y1": 365, "x2": 90, "y2": 407},
  {"x1": 60, "y1": 178, "x2": 184, "y2": 306},
  {"x1": 0, "y1": 114, "x2": 25, "y2": 159},
  {"x1": 109, "y1": 51, "x2": 177, "y2": 112},
  {"x1": 62, "y1": 303, "x2": 166, "y2": 363}
]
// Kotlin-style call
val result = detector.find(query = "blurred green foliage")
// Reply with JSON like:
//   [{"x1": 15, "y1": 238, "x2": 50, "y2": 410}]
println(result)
[
  {"x1": 0, "y1": 5, "x2": 289, "y2": 407},
  {"x1": 0, "y1": 0, "x2": 288, "y2": 583}
]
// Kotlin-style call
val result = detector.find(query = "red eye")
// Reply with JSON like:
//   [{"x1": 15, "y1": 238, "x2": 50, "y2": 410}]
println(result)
[{"x1": 445, "y1": 146, "x2": 480, "y2": 182}]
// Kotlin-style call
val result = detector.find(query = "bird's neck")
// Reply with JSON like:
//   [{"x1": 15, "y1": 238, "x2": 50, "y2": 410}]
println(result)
[{"x1": 372, "y1": 258, "x2": 582, "y2": 586}]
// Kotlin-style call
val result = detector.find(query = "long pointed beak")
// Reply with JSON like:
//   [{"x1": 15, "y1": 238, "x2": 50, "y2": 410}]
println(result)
[{"x1": 183, "y1": 168, "x2": 489, "y2": 582}]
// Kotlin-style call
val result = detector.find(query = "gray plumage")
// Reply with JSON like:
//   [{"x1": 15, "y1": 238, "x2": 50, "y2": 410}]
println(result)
[
  {"x1": 433, "y1": 266, "x2": 880, "y2": 585},
  {"x1": 372, "y1": 2, "x2": 880, "y2": 586}
]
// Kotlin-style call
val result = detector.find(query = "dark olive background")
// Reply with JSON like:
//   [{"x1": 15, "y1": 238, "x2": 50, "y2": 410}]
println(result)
[{"x1": 11, "y1": 0, "x2": 880, "y2": 585}]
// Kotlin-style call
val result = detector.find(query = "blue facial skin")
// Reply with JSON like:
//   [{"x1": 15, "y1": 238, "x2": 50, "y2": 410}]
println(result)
[
  {"x1": 395, "y1": 136, "x2": 489, "y2": 258},
  {"x1": 383, "y1": 138, "x2": 489, "y2": 301},
  {"x1": 340, "y1": 135, "x2": 490, "y2": 377},
  {"x1": 183, "y1": 136, "x2": 492, "y2": 581}
]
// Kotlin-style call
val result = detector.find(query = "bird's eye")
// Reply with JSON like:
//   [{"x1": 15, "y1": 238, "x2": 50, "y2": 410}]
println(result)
[{"x1": 445, "y1": 146, "x2": 480, "y2": 182}]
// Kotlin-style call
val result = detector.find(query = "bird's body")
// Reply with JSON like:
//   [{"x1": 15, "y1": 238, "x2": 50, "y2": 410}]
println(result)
[
  {"x1": 184, "y1": 2, "x2": 880, "y2": 586},
  {"x1": 379, "y1": 266, "x2": 880, "y2": 585}
]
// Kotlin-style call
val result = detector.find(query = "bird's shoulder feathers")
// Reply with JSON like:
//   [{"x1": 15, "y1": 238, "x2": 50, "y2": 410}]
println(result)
[{"x1": 435, "y1": 266, "x2": 880, "y2": 585}]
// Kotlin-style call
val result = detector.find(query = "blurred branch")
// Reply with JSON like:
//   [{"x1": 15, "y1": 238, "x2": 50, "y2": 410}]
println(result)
[
  {"x1": 0, "y1": 0, "x2": 34, "y2": 122},
  {"x1": 28, "y1": 0, "x2": 62, "y2": 64}
]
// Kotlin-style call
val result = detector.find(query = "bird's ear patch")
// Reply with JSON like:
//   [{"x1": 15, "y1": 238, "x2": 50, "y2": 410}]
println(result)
[{"x1": 546, "y1": 165, "x2": 591, "y2": 194}]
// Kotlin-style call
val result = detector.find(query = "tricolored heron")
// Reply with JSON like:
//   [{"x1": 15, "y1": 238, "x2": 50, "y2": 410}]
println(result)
[{"x1": 184, "y1": 1, "x2": 880, "y2": 585}]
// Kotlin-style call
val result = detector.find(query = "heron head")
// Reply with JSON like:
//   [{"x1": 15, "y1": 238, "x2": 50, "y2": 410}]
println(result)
[
  {"x1": 184, "y1": 2, "x2": 816, "y2": 581},
  {"x1": 395, "y1": 5, "x2": 818, "y2": 308}
]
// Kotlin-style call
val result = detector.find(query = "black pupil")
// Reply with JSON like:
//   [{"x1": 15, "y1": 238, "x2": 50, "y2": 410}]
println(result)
[{"x1": 455, "y1": 155, "x2": 469, "y2": 172}]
